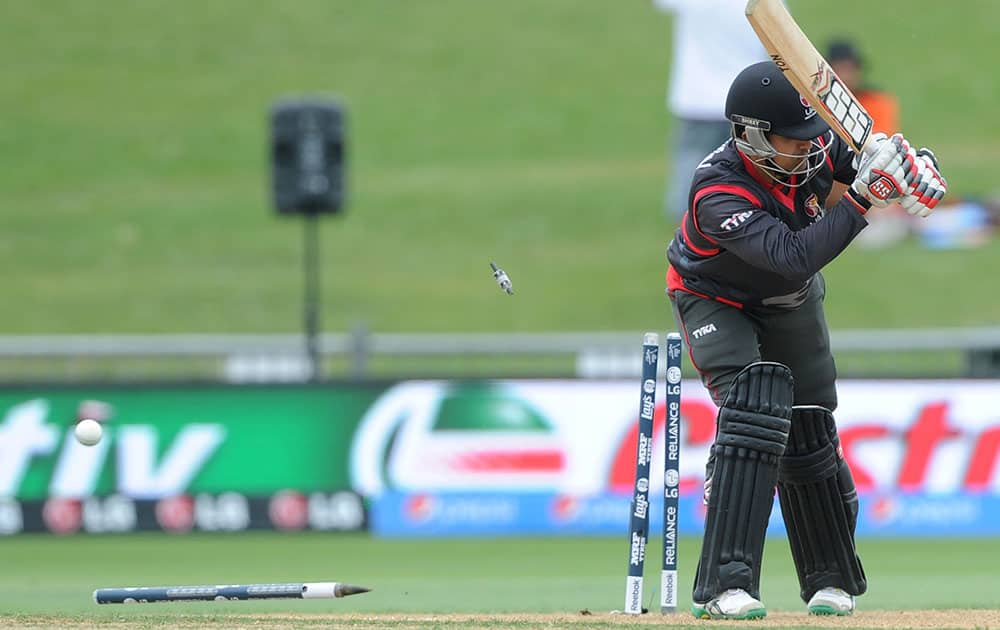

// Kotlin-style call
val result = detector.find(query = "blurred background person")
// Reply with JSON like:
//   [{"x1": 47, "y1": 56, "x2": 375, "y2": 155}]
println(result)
[
  {"x1": 827, "y1": 38, "x2": 908, "y2": 249},
  {"x1": 827, "y1": 39, "x2": 899, "y2": 135},
  {"x1": 654, "y1": 0, "x2": 769, "y2": 221}
]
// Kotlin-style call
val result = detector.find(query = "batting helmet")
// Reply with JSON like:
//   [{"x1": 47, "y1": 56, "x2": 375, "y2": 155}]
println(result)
[
  {"x1": 725, "y1": 61, "x2": 831, "y2": 185},
  {"x1": 725, "y1": 61, "x2": 829, "y2": 141}
]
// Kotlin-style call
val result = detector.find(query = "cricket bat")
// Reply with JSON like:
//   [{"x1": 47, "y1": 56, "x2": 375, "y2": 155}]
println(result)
[{"x1": 745, "y1": 0, "x2": 874, "y2": 154}]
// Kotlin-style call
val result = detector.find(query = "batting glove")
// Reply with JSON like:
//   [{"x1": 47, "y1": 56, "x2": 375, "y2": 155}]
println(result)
[
  {"x1": 851, "y1": 133, "x2": 919, "y2": 208},
  {"x1": 899, "y1": 148, "x2": 947, "y2": 218}
]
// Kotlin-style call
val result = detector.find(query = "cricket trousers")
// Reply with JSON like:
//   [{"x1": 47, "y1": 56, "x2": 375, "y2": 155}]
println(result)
[
  {"x1": 669, "y1": 275, "x2": 839, "y2": 499},
  {"x1": 668, "y1": 275, "x2": 838, "y2": 410}
]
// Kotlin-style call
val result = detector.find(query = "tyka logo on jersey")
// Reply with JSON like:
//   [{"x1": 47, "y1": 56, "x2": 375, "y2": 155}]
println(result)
[
  {"x1": 691, "y1": 324, "x2": 717, "y2": 339},
  {"x1": 720, "y1": 210, "x2": 754, "y2": 231}
]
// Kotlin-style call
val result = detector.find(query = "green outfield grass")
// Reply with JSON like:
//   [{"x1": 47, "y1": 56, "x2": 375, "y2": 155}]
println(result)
[
  {"x1": 1, "y1": 532, "x2": 998, "y2": 621},
  {"x1": 1, "y1": 1, "x2": 998, "y2": 337}
]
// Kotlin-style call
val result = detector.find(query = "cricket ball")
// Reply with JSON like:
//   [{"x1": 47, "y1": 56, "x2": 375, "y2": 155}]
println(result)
[{"x1": 75, "y1": 418, "x2": 103, "y2": 446}]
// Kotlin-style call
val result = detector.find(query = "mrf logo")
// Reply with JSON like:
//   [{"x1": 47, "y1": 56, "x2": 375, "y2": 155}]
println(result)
[
  {"x1": 637, "y1": 432, "x2": 651, "y2": 466},
  {"x1": 629, "y1": 531, "x2": 646, "y2": 566}
]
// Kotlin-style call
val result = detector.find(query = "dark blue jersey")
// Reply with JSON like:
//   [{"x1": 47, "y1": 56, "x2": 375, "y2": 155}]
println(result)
[{"x1": 666, "y1": 133, "x2": 870, "y2": 309}]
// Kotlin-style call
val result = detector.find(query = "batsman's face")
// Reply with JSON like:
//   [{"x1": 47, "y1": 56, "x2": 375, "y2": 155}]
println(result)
[{"x1": 766, "y1": 133, "x2": 815, "y2": 172}]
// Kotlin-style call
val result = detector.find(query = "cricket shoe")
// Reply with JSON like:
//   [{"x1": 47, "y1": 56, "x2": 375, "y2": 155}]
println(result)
[
  {"x1": 691, "y1": 588, "x2": 767, "y2": 620},
  {"x1": 807, "y1": 587, "x2": 855, "y2": 616}
]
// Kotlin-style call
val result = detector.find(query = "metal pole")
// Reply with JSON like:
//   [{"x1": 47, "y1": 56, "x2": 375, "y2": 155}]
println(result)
[
  {"x1": 350, "y1": 321, "x2": 369, "y2": 380},
  {"x1": 304, "y1": 213, "x2": 321, "y2": 381}
]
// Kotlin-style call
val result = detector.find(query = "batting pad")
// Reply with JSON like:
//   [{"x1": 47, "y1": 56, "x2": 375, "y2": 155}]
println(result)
[
  {"x1": 693, "y1": 362, "x2": 794, "y2": 604},
  {"x1": 778, "y1": 405, "x2": 867, "y2": 601}
]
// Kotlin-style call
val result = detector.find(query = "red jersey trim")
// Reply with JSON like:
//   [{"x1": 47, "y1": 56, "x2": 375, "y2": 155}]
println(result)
[
  {"x1": 681, "y1": 212, "x2": 720, "y2": 257},
  {"x1": 688, "y1": 205, "x2": 719, "y2": 246},
  {"x1": 737, "y1": 150, "x2": 796, "y2": 212},
  {"x1": 693, "y1": 183, "x2": 763, "y2": 212},
  {"x1": 666, "y1": 266, "x2": 744, "y2": 309},
  {"x1": 817, "y1": 133, "x2": 835, "y2": 172},
  {"x1": 844, "y1": 189, "x2": 870, "y2": 215}
]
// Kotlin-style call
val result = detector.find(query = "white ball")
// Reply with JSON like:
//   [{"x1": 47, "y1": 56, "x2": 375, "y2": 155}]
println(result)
[{"x1": 75, "y1": 418, "x2": 103, "y2": 446}]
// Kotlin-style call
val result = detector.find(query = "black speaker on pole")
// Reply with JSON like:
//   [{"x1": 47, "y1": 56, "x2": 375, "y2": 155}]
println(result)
[
  {"x1": 269, "y1": 97, "x2": 347, "y2": 382},
  {"x1": 270, "y1": 98, "x2": 345, "y2": 215}
]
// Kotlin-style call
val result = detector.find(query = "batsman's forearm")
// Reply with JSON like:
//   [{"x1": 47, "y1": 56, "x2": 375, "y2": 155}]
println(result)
[{"x1": 721, "y1": 202, "x2": 867, "y2": 283}]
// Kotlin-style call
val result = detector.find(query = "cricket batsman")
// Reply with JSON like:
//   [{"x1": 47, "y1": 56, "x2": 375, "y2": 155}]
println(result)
[{"x1": 665, "y1": 61, "x2": 946, "y2": 619}]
